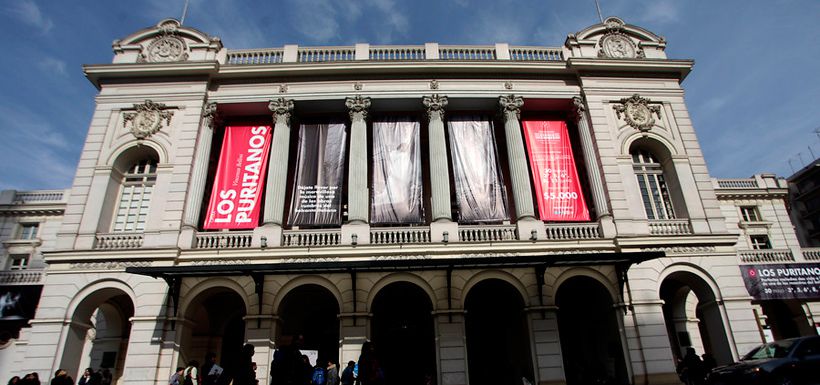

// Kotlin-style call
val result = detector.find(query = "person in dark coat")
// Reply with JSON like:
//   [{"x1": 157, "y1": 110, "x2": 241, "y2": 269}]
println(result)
[
  {"x1": 271, "y1": 335, "x2": 306, "y2": 385},
  {"x1": 50, "y1": 370, "x2": 73, "y2": 385},
  {"x1": 356, "y1": 342, "x2": 383, "y2": 385},
  {"x1": 233, "y1": 344, "x2": 256, "y2": 385},
  {"x1": 677, "y1": 347, "x2": 705, "y2": 385}
]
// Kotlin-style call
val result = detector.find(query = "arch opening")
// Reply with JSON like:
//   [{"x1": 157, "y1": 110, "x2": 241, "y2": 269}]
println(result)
[
  {"x1": 370, "y1": 281, "x2": 436, "y2": 385},
  {"x1": 465, "y1": 278, "x2": 533, "y2": 385},
  {"x1": 180, "y1": 288, "x2": 247, "y2": 377},
  {"x1": 557, "y1": 276, "x2": 628, "y2": 385},
  {"x1": 277, "y1": 284, "x2": 340, "y2": 366}
]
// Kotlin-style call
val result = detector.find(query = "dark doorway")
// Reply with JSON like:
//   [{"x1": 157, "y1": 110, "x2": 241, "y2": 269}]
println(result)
[
  {"x1": 557, "y1": 276, "x2": 628, "y2": 385},
  {"x1": 465, "y1": 279, "x2": 533, "y2": 385},
  {"x1": 371, "y1": 281, "x2": 436, "y2": 385},
  {"x1": 278, "y1": 284, "x2": 340, "y2": 364},
  {"x1": 186, "y1": 290, "x2": 247, "y2": 377},
  {"x1": 762, "y1": 300, "x2": 812, "y2": 340}
]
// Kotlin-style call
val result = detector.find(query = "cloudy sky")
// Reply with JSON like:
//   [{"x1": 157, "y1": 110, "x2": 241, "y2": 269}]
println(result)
[{"x1": 0, "y1": 0, "x2": 818, "y2": 190}]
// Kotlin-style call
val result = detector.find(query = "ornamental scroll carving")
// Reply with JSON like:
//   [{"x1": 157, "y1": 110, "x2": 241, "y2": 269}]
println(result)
[
  {"x1": 422, "y1": 94, "x2": 448, "y2": 121},
  {"x1": 597, "y1": 17, "x2": 644, "y2": 59},
  {"x1": 123, "y1": 100, "x2": 175, "y2": 139},
  {"x1": 345, "y1": 95, "x2": 371, "y2": 122},
  {"x1": 202, "y1": 102, "x2": 220, "y2": 129},
  {"x1": 612, "y1": 94, "x2": 661, "y2": 132},
  {"x1": 138, "y1": 20, "x2": 189, "y2": 63},
  {"x1": 499, "y1": 94, "x2": 524, "y2": 120},
  {"x1": 268, "y1": 98, "x2": 294, "y2": 126}
]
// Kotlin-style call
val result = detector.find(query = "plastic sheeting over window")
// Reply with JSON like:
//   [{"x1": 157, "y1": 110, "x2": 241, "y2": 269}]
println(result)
[
  {"x1": 371, "y1": 118, "x2": 424, "y2": 224},
  {"x1": 447, "y1": 117, "x2": 509, "y2": 223},
  {"x1": 288, "y1": 122, "x2": 348, "y2": 226}
]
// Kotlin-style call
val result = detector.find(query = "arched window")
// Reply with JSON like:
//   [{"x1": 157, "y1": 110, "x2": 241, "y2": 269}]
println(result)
[
  {"x1": 632, "y1": 149, "x2": 675, "y2": 219},
  {"x1": 112, "y1": 159, "x2": 157, "y2": 232}
]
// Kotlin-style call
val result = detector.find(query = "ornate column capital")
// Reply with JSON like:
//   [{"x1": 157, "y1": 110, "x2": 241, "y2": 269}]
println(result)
[
  {"x1": 268, "y1": 97, "x2": 295, "y2": 126},
  {"x1": 572, "y1": 96, "x2": 587, "y2": 120},
  {"x1": 499, "y1": 94, "x2": 524, "y2": 121},
  {"x1": 423, "y1": 94, "x2": 448, "y2": 121},
  {"x1": 202, "y1": 102, "x2": 220, "y2": 129},
  {"x1": 345, "y1": 95, "x2": 371, "y2": 122}
]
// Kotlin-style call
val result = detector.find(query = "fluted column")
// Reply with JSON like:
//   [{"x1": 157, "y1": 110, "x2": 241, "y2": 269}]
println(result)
[
  {"x1": 423, "y1": 94, "x2": 452, "y2": 222},
  {"x1": 264, "y1": 98, "x2": 295, "y2": 225},
  {"x1": 345, "y1": 96, "x2": 371, "y2": 224},
  {"x1": 183, "y1": 102, "x2": 219, "y2": 228},
  {"x1": 499, "y1": 95, "x2": 536, "y2": 221},
  {"x1": 573, "y1": 96, "x2": 610, "y2": 217}
]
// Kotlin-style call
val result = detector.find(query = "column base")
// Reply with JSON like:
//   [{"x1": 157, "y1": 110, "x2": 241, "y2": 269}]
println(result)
[
  {"x1": 254, "y1": 224, "x2": 283, "y2": 247},
  {"x1": 598, "y1": 215, "x2": 616, "y2": 238},
  {"x1": 178, "y1": 226, "x2": 196, "y2": 248},
  {"x1": 431, "y1": 220, "x2": 459, "y2": 243},
  {"x1": 517, "y1": 218, "x2": 545, "y2": 241},
  {"x1": 342, "y1": 223, "x2": 371, "y2": 245}
]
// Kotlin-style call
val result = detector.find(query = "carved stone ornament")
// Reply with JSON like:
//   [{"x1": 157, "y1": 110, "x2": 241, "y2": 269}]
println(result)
[
  {"x1": 499, "y1": 94, "x2": 524, "y2": 120},
  {"x1": 268, "y1": 98, "x2": 294, "y2": 125},
  {"x1": 123, "y1": 100, "x2": 174, "y2": 139},
  {"x1": 422, "y1": 94, "x2": 448, "y2": 121},
  {"x1": 345, "y1": 95, "x2": 371, "y2": 122},
  {"x1": 504, "y1": 81, "x2": 514, "y2": 90},
  {"x1": 597, "y1": 17, "x2": 644, "y2": 59},
  {"x1": 429, "y1": 79, "x2": 439, "y2": 90},
  {"x1": 612, "y1": 94, "x2": 661, "y2": 132},
  {"x1": 572, "y1": 96, "x2": 586, "y2": 119},
  {"x1": 202, "y1": 102, "x2": 219, "y2": 129},
  {"x1": 353, "y1": 82, "x2": 363, "y2": 91},
  {"x1": 141, "y1": 35, "x2": 188, "y2": 63},
  {"x1": 279, "y1": 83, "x2": 288, "y2": 93}
]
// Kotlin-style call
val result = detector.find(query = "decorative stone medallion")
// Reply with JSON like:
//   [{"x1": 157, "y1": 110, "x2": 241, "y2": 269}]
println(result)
[
  {"x1": 597, "y1": 17, "x2": 644, "y2": 59},
  {"x1": 612, "y1": 94, "x2": 661, "y2": 131},
  {"x1": 123, "y1": 100, "x2": 174, "y2": 139},
  {"x1": 142, "y1": 35, "x2": 188, "y2": 62}
]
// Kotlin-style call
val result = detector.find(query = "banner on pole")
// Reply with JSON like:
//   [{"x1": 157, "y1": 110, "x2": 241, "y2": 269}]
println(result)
[
  {"x1": 522, "y1": 120, "x2": 590, "y2": 221},
  {"x1": 204, "y1": 125, "x2": 272, "y2": 229}
]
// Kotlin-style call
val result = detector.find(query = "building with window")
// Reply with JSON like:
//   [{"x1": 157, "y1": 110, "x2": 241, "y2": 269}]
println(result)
[{"x1": 1, "y1": 17, "x2": 819, "y2": 385}]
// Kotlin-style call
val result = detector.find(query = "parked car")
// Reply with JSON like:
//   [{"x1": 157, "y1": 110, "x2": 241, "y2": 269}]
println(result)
[{"x1": 707, "y1": 335, "x2": 820, "y2": 385}]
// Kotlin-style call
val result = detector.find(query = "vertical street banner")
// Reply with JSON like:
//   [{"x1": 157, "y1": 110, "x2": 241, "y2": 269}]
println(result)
[
  {"x1": 204, "y1": 126, "x2": 272, "y2": 229},
  {"x1": 289, "y1": 123, "x2": 348, "y2": 226},
  {"x1": 448, "y1": 117, "x2": 509, "y2": 222},
  {"x1": 371, "y1": 118, "x2": 424, "y2": 224},
  {"x1": 522, "y1": 120, "x2": 590, "y2": 221},
  {"x1": 740, "y1": 264, "x2": 820, "y2": 300}
]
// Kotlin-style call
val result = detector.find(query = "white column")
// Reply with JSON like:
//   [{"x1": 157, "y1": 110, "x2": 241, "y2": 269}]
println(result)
[
  {"x1": 345, "y1": 96, "x2": 371, "y2": 224},
  {"x1": 264, "y1": 98, "x2": 295, "y2": 226},
  {"x1": 573, "y1": 96, "x2": 616, "y2": 237},
  {"x1": 183, "y1": 102, "x2": 218, "y2": 228},
  {"x1": 499, "y1": 95, "x2": 536, "y2": 220},
  {"x1": 423, "y1": 95, "x2": 458, "y2": 242}
]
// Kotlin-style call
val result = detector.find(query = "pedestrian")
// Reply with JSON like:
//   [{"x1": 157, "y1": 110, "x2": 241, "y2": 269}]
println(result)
[
  {"x1": 8, "y1": 377, "x2": 20, "y2": 385},
  {"x1": 201, "y1": 352, "x2": 223, "y2": 385},
  {"x1": 169, "y1": 367, "x2": 184, "y2": 385},
  {"x1": 339, "y1": 361, "x2": 355, "y2": 385},
  {"x1": 77, "y1": 370, "x2": 93, "y2": 385},
  {"x1": 677, "y1": 347, "x2": 705, "y2": 385},
  {"x1": 184, "y1": 361, "x2": 201, "y2": 385},
  {"x1": 356, "y1": 342, "x2": 383, "y2": 385},
  {"x1": 233, "y1": 344, "x2": 256, "y2": 385},
  {"x1": 50, "y1": 370, "x2": 73, "y2": 385},
  {"x1": 325, "y1": 360, "x2": 338, "y2": 385},
  {"x1": 271, "y1": 335, "x2": 305, "y2": 385},
  {"x1": 310, "y1": 360, "x2": 325, "y2": 385},
  {"x1": 99, "y1": 370, "x2": 111, "y2": 385}
]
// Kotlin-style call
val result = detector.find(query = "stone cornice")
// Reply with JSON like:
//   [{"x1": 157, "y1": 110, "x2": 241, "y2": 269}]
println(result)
[
  {"x1": 567, "y1": 58, "x2": 693, "y2": 80},
  {"x1": 84, "y1": 61, "x2": 220, "y2": 89}
]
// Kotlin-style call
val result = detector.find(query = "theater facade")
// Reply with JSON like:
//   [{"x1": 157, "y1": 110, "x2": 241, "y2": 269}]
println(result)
[{"x1": 2, "y1": 16, "x2": 820, "y2": 385}]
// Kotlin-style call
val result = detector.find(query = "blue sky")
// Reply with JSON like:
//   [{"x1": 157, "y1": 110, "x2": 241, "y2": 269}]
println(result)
[{"x1": 0, "y1": 0, "x2": 818, "y2": 190}]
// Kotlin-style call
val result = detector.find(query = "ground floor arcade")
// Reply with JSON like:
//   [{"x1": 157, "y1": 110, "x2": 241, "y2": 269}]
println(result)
[{"x1": 3, "y1": 252, "x2": 808, "y2": 385}]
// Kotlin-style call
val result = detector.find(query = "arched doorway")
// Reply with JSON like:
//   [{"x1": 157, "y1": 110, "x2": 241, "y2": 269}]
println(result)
[
  {"x1": 277, "y1": 284, "x2": 340, "y2": 365},
  {"x1": 464, "y1": 279, "x2": 533, "y2": 385},
  {"x1": 557, "y1": 276, "x2": 628, "y2": 385},
  {"x1": 61, "y1": 288, "x2": 134, "y2": 384},
  {"x1": 181, "y1": 288, "x2": 247, "y2": 378},
  {"x1": 660, "y1": 271, "x2": 733, "y2": 365},
  {"x1": 761, "y1": 300, "x2": 814, "y2": 340},
  {"x1": 371, "y1": 281, "x2": 436, "y2": 385}
]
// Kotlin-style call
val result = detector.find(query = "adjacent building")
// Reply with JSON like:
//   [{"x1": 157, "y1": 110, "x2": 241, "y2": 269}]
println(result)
[{"x1": 1, "y1": 17, "x2": 819, "y2": 385}]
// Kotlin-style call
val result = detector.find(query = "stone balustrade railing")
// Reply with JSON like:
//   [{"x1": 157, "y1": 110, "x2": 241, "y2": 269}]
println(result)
[
  {"x1": 716, "y1": 179, "x2": 759, "y2": 189},
  {"x1": 544, "y1": 222, "x2": 602, "y2": 240},
  {"x1": 370, "y1": 227, "x2": 431, "y2": 245},
  {"x1": 0, "y1": 270, "x2": 44, "y2": 285},
  {"x1": 283, "y1": 229, "x2": 341, "y2": 247},
  {"x1": 739, "y1": 249, "x2": 795, "y2": 263},
  {"x1": 459, "y1": 225, "x2": 517, "y2": 242},
  {"x1": 13, "y1": 190, "x2": 66, "y2": 203},
  {"x1": 801, "y1": 248, "x2": 820, "y2": 261},
  {"x1": 196, "y1": 231, "x2": 254, "y2": 249},
  {"x1": 648, "y1": 219, "x2": 693, "y2": 236},
  {"x1": 225, "y1": 44, "x2": 564, "y2": 65},
  {"x1": 94, "y1": 233, "x2": 143, "y2": 250}
]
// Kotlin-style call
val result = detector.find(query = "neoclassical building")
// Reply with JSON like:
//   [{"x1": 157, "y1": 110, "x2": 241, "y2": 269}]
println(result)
[{"x1": 1, "y1": 16, "x2": 819, "y2": 385}]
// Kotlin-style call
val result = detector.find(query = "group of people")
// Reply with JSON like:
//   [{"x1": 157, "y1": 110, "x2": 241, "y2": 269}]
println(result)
[
  {"x1": 676, "y1": 347, "x2": 718, "y2": 385},
  {"x1": 171, "y1": 344, "x2": 258, "y2": 385},
  {"x1": 269, "y1": 337, "x2": 382, "y2": 385},
  {"x1": 7, "y1": 368, "x2": 112, "y2": 385}
]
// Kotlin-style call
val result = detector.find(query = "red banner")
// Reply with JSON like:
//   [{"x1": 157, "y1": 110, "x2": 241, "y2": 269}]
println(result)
[
  {"x1": 522, "y1": 120, "x2": 590, "y2": 221},
  {"x1": 204, "y1": 126, "x2": 272, "y2": 229}
]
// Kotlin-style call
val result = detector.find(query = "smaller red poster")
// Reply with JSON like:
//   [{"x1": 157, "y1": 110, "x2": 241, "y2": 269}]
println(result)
[
  {"x1": 204, "y1": 126, "x2": 272, "y2": 229},
  {"x1": 523, "y1": 120, "x2": 590, "y2": 221}
]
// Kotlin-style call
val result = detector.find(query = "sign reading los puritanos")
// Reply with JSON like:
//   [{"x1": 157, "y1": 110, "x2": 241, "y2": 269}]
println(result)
[{"x1": 740, "y1": 263, "x2": 820, "y2": 300}]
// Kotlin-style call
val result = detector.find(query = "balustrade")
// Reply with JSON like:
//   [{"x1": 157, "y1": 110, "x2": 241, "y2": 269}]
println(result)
[
  {"x1": 739, "y1": 249, "x2": 795, "y2": 263},
  {"x1": 227, "y1": 49, "x2": 284, "y2": 64},
  {"x1": 369, "y1": 46, "x2": 425, "y2": 60},
  {"x1": 370, "y1": 227, "x2": 431, "y2": 245},
  {"x1": 544, "y1": 223, "x2": 601, "y2": 240},
  {"x1": 0, "y1": 270, "x2": 44, "y2": 285},
  {"x1": 298, "y1": 47, "x2": 355, "y2": 62},
  {"x1": 94, "y1": 233, "x2": 143, "y2": 249},
  {"x1": 195, "y1": 231, "x2": 254, "y2": 249},
  {"x1": 283, "y1": 229, "x2": 341, "y2": 247},
  {"x1": 459, "y1": 225, "x2": 517, "y2": 242},
  {"x1": 648, "y1": 219, "x2": 693, "y2": 235},
  {"x1": 13, "y1": 190, "x2": 65, "y2": 203}
]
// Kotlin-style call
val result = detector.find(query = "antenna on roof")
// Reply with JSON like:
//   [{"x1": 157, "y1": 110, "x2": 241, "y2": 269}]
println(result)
[
  {"x1": 594, "y1": 0, "x2": 604, "y2": 23},
  {"x1": 180, "y1": 0, "x2": 190, "y2": 25}
]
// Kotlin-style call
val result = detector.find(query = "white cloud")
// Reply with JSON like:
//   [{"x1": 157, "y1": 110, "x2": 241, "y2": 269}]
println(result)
[
  {"x1": 37, "y1": 56, "x2": 67, "y2": 77},
  {"x1": 7, "y1": 0, "x2": 54, "y2": 33},
  {"x1": 640, "y1": 0, "x2": 679, "y2": 24}
]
